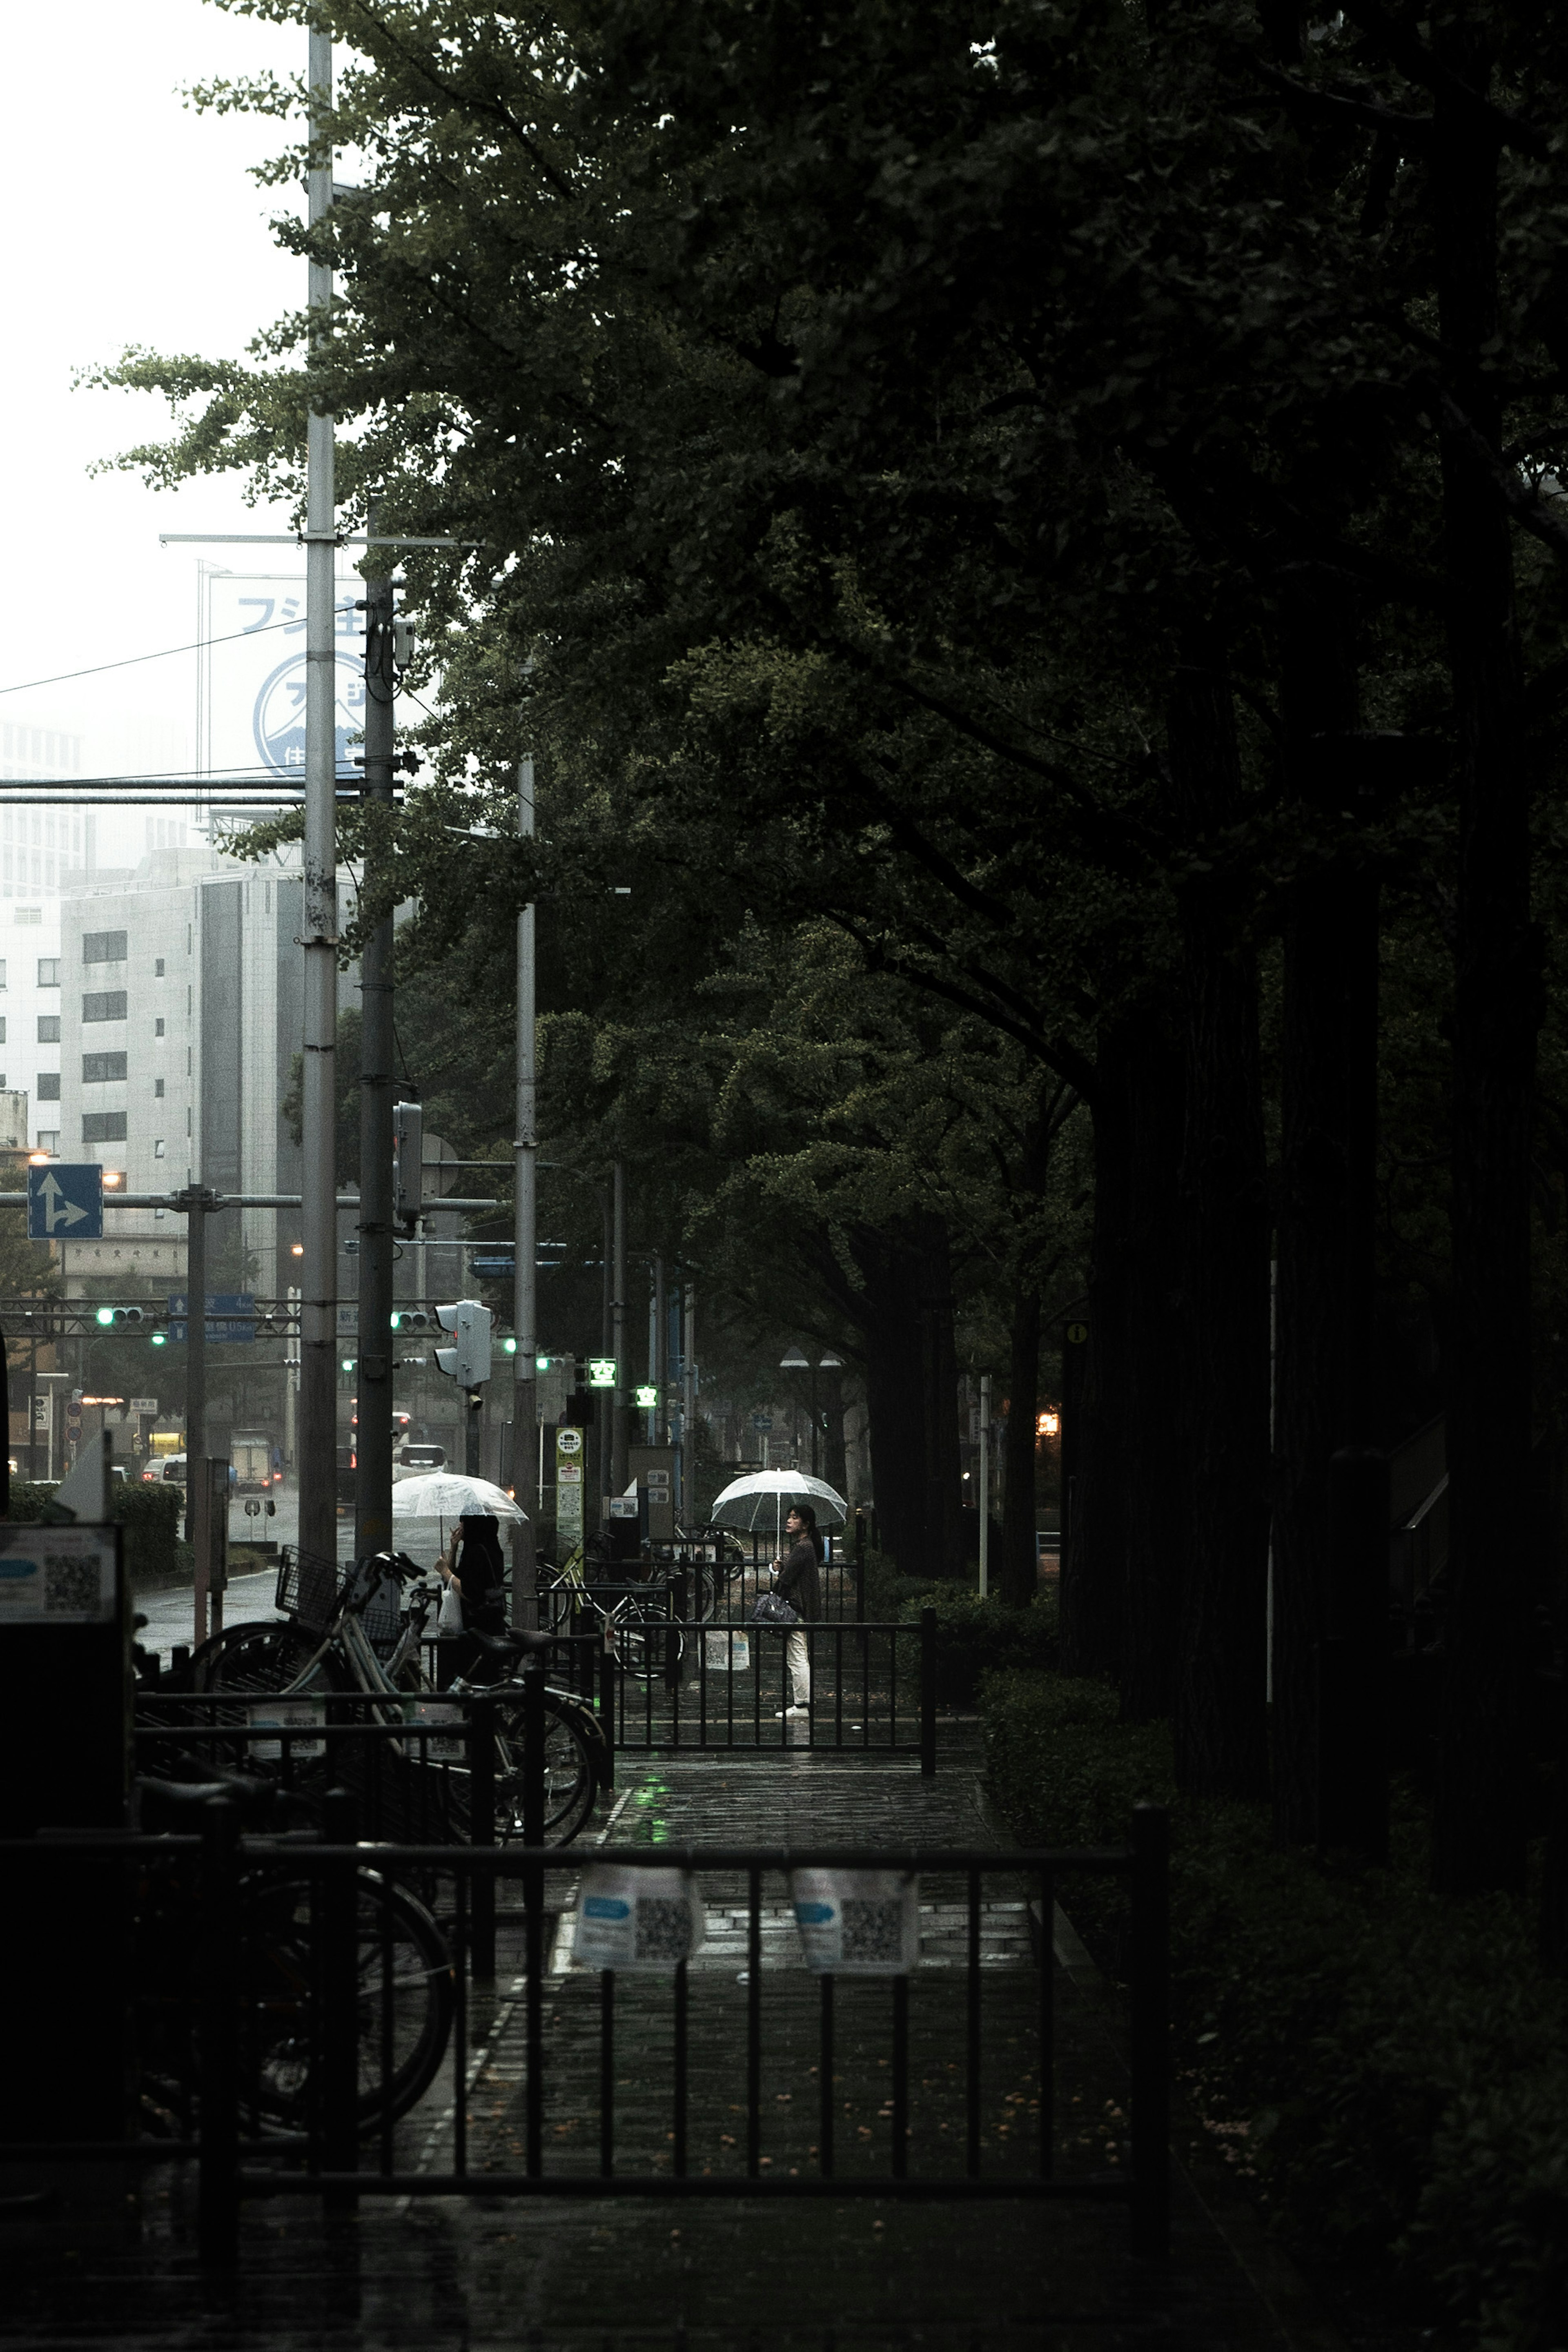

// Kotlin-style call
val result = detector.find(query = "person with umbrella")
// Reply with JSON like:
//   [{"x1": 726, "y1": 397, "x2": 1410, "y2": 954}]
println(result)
[
  {"x1": 436, "y1": 1513, "x2": 509, "y2": 1683},
  {"x1": 772, "y1": 1503, "x2": 822, "y2": 1717}
]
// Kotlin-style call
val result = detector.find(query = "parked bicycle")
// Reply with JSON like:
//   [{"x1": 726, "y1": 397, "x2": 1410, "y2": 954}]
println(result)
[
  {"x1": 134, "y1": 1771, "x2": 455, "y2": 2141},
  {"x1": 165, "y1": 1550, "x2": 604, "y2": 1847}
]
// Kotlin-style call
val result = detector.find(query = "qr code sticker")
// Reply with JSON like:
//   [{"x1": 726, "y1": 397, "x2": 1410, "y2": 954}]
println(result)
[
  {"x1": 44, "y1": 1554, "x2": 102, "y2": 1615},
  {"x1": 635, "y1": 1897, "x2": 695, "y2": 1964},
  {"x1": 840, "y1": 1899, "x2": 908, "y2": 1966}
]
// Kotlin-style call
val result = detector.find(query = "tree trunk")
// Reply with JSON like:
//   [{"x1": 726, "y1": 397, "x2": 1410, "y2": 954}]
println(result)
[
  {"x1": 1062, "y1": 1043, "x2": 1133, "y2": 1677},
  {"x1": 1117, "y1": 1017, "x2": 1187, "y2": 1722},
  {"x1": 1272, "y1": 577, "x2": 1380, "y2": 1846},
  {"x1": 851, "y1": 1227, "x2": 927, "y2": 1574},
  {"x1": 1000, "y1": 1285, "x2": 1041, "y2": 1608},
  {"x1": 914, "y1": 1211, "x2": 963, "y2": 1578},
  {"x1": 1170, "y1": 652, "x2": 1272, "y2": 1801},
  {"x1": 1431, "y1": 29, "x2": 1536, "y2": 1897}
]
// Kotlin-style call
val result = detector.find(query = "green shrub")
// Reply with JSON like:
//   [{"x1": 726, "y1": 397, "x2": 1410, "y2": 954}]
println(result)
[
  {"x1": 7, "y1": 1473, "x2": 190, "y2": 1585},
  {"x1": 978, "y1": 1664, "x2": 1568, "y2": 2348},
  {"x1": 902, "y1": 1590, "x2": 1062, "y2": 1704}
]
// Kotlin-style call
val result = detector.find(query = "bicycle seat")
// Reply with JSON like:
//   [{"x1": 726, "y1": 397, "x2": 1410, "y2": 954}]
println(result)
[
  {"x1": 137, "y1": 1770, "x2": 286, "y2": 1831},
  {"x1": 468, "y1": 1625, "x2": 555, "y2": 1658}
]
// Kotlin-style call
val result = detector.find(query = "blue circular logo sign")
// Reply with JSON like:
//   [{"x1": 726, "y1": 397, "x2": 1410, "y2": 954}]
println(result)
[{"x1": 252, "y1": 650, "x2": 365, "y2": 778}]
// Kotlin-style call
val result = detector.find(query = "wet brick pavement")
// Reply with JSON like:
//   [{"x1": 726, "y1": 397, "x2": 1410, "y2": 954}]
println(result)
[{"x1": 1, "y1": 1737, "x2": 1344, "y2": 2350}]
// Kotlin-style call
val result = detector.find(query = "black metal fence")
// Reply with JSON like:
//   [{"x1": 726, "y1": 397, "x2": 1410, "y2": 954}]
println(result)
[{"x1": 0, "y1": 1800, "x2": 1169, "y2": 2273}]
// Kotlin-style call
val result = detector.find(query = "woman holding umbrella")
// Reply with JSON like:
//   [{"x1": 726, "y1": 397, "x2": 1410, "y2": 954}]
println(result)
[
  {"x1": 773, "y1": 1503, "x2": 822, "y2": 1717},
  {"x1": 436, "y1": 1513, "x2": 509, "y2": 1682}
]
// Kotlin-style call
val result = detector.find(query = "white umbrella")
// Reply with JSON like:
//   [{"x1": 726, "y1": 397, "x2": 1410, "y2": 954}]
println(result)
[
  {"x1": 391, "y1": 1472, "x2": 526, "y2": 1554},
  {"x1": 709, "y1": 1469, "x2": 848, "y2": 1550}
]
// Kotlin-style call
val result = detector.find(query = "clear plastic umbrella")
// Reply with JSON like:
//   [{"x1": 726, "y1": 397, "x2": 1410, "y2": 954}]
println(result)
[
  {"x1": 708, "y1": 1469, "x2": 848, "y2": 1553},
  {"x1": 391, "y1": 1472, "x2": 526, "y2": 1557}
]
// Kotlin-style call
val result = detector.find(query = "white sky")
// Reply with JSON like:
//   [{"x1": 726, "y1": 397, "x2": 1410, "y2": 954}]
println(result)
[{"x1": 0, "y1": 0, "x2": 324, "y2": 855}]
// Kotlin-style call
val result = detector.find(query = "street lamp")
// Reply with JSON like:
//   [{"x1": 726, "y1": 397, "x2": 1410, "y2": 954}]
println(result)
[{"x1": 780, "y1": 1345, "x2": 840, "y2": 1478}]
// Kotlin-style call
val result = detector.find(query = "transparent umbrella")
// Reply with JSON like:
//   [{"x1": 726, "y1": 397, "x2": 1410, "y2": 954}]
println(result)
[
  {"x1": 391, "y1": 1472, "x2": 526, "y2": 1558},
  {"x1": 708, "y1": 1469, "x2": 848, "y2": 1553}
]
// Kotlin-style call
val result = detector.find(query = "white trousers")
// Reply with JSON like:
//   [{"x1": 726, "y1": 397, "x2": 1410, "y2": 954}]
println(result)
[{"x1": 786, "y1": 1628, "x2": 811, "y2": 1706}]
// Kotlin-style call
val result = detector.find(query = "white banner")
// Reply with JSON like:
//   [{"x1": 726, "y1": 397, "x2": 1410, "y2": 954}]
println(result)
[
  {"x1": 790, "y1": 1869, "x2": 921, "y2": 1974},
  {"x1": 203, "y1": 572, "x2": 366, "y2": 783},
  {"x1": 573, "y1": 1864, "x2": 706, "y2": 1972}
]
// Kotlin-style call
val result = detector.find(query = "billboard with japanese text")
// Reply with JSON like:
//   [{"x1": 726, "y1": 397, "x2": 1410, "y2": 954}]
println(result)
[{"x1": 201, "y1": 572, "x2": 365, "y2": 783}]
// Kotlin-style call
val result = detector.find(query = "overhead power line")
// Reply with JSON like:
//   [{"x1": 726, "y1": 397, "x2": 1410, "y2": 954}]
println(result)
[{"x1": 0, "y1": 611, "x2": 335, "y2": 700}]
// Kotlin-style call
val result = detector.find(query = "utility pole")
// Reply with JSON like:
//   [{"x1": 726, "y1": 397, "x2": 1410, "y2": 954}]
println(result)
[
  {"x1": 298, "y1": 23, "x2": 339, "y2": 1576},
  {"x1": 181, "y1": 1186, "x2": 214, "y2": 1644},
  {"x1": 512, "y1": 752, "x2": 537, "y2": 1627},
  {"x1": 599, "y1": 1184, "x2": 613, "y2": 1524},
  {"x1": 683, "y1": 1283, "x2": 696, "y2": 1512},
  {"x1": 978, "y1": 1372, "x2": 991, "y2": 1600},
  {"x1": 611, "y1": 1158, "x2": 627, "y2": 1496},
  {"x1": 651, "y1": 1253, "x2": 666, "y2": 1446},
  {"x1": 355, "y1": 515, "x2": 396, "y2": 1561}
]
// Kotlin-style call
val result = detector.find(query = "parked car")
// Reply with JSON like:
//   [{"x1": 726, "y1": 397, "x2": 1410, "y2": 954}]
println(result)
[{"x1": 395, "y1": 1443, "x2": 446, "y2": 1476}]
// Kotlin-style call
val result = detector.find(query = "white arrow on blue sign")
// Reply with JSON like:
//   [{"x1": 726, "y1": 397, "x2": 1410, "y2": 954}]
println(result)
[{"x1": 27, "y1": 1163, "x2": 103, "y2": 1241}]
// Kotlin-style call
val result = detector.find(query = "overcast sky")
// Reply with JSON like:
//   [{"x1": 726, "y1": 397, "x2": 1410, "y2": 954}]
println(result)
[{"x1": 1, "y1": 0, "x2": 329, "y2": 843}]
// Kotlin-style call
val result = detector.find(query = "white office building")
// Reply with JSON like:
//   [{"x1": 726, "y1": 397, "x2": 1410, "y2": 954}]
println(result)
[{"x1": 54, "y1": 839, "x2": 335, "y2": 1300}]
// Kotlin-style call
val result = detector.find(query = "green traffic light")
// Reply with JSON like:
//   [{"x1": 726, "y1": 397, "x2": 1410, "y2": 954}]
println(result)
[
  {"x1": 150, "y1": 1333, "x2": 166, "y2": 1347},
  {"x1": 502, "y1": 1336, "x2": 517, "y2": 1354},
  {"x1": 95, "y1": 1306, "x2": 114, "y2": 1327}
]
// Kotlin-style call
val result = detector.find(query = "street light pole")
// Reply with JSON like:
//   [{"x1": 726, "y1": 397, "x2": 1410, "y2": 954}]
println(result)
[
  {"x1": 611, "y1": 1158, "x2": 627, "y2": 1495},
  {"x1": 355, "y1": 514, "x2": 395, "y2": 1561},
  {"x1": 298, "y1": 22, "x2": 339, "y2": 1576},
  {"x1": 512, "y1": 751, "x2": 537, "y2": 1627},
  {"x1": 978, "y1": 1372, "x2": 991, "y2": 1600}
]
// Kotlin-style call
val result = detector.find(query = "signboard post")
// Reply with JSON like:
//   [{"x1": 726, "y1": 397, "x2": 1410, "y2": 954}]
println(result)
[
  {"x1": 555, "y1": 1425, "x2": 585, "y2": 1553},
  {"x1": 0, "y1": 1520, "x2": 130, "y2": 2145}
]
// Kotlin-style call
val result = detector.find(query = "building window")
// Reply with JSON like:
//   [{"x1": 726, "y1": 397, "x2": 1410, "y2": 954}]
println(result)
[
  {"x1": 0, "y1": 960, "x2": 7, "y2": 988},
  {"x1": 82, "y1": 1112, "x2": 127, "y2": 1144},
  {"x1": 36, "y1": 958, "x2": 58, "y2": 986},
  {"x1": 36, "y1": 1016, "x2": 59, "y2": 1044},
  {"x1": 16, "y1": 910, "x2": 41, "y2": 928},
  {"x1": 154, "y1": 958, "x2": 165, "y2": 977},
  {"x1": 82, "y1": 1052, "x2": 128, "y2": 1084},
  {"x1": 36, "y1": 1073, "x2": 60, "y2": 1102},
  {"x1": 82, "y1": 929, "x2": 128, "y2": 964},
  {"x1": 82, "y1": 991, "x2": 127, "y2": 1023},
  {"x1": 36, "y1": 1130, "x2": 58, "y2": 1153},
  {"x1": 0, "y1": 1018, "x2": 6, "y2": 1045},
  {"x1": 154, "y1": 1017, "x2": 165, "y2": 1038},
  {"x1": 154, "y1": 1077, "x2": 165, "y2": 1098},
  {"x1": 154, "y1": 1139, "x2": 166, "y2": 1158}
]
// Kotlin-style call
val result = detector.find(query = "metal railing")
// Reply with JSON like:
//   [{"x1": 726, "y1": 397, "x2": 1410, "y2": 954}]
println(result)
[{"x1": 0, "y1": 1799, "x2": 1169, "y2": 2272}]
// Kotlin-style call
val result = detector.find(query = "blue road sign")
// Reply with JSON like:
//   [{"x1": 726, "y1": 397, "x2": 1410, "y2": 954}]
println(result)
[
  {"x1": 751, "y1": 1414, "x2": 773, "y2": 1432},
  {"x1": 168, "y1": 1292, "x2": 256, "y2": 1344},
  {"x1": 470, "y1": 1253, "x2": 515, "y2": 1276},
  {"x1": 27, "y1": 1163, "x2": 103, "y2": 1241}
]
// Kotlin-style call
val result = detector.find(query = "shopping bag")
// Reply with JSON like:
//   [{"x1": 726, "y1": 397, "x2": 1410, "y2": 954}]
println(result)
[{"x1": 704, "y1": 1628, "x2": 750, "y2": 1673}]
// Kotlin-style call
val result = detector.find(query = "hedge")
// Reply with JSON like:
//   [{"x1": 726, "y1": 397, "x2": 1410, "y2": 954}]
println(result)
[
  {"x1": 8, "y1": 1475, "x2": 192, "y2": 1587},
  {"x1": 980, "y1": 1666, "x2": 1568, "y2": 2350},
  {"x1": 898, "y1": 1586, "x2": 1060, "y2": 1704}
]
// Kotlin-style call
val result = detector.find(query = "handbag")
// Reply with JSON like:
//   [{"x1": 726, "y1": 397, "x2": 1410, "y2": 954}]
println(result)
[{"x1": 751, "y1": 1590, "x2": 800, "y2": 1626}]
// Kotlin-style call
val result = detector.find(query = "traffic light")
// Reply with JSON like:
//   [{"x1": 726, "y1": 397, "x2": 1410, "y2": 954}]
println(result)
[
  {"x1": 434, "y1": 1299, "x2": 492, "y2": 1388},
  {"x1": 94, "y1": 1305, "x2": 147, "y2": 1328},
  {"x1": 390, "y1": 1307, "x2": 434, "y2": 1332},
  {"x1": 392, "y1": 1100, "x2": 424, "y2": 1234}
]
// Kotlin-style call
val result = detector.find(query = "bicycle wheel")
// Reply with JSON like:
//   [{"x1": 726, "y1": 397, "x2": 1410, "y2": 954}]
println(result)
[
  {"x1": 490, "y1": 1690, "x2": 599, "y2": 1847},
  {"x1": 612, "y1": 1597, "x2": 682, "y2": 1682},
  {"x1": 236, "y1": 1867, "x2": 454, "y2": 2131},
  {"x1": 191, "y1": 1619, "x2": 345, "y2": 1694}
]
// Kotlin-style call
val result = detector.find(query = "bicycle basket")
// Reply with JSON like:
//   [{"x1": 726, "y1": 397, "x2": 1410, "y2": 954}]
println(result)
[
  {"x1": 343, "y1": 1555, "x2": 407, "y2": 1660},
  {"x1": 275, "y1": 1544, "x2": 345, "y2": 1633}
]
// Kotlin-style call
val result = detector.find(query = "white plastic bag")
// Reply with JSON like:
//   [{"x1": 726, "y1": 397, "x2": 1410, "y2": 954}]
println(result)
[
  {"x1": 790, "y1": 1868, "x2": 920, "y2": 1974},
  {"x1": 437, "y1": 1579, "x2": 464, "y2": 1633},
  {"x1": 573, "y1": 1863, "x2": 706, "y2": 1972},
  {"x1": 704, "y1": 1628, "x2": 750, "y2": 1673}
]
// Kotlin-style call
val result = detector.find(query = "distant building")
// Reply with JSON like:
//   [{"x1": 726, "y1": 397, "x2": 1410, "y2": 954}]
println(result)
[
  {"x1": 53, "y1": 840, "x2": 350, "y2": 1301},
  {"x1": 0, "y1": 898, "x2": 63, "y2": 1148}
]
